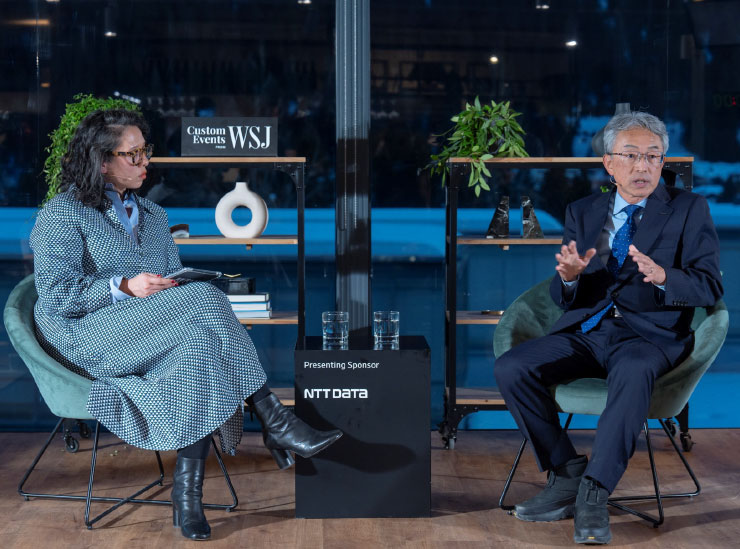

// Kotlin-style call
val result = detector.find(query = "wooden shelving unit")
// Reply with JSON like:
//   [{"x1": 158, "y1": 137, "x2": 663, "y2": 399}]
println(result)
[
  {"x1": 448, "y1": 156, "x2": 695, "y2": 182},
  {"x1": 453, "y1": 311, "x2": 503, "y2": 325},
  {"x1": 237, "y1": 311, "x2": 298, "y2": 327},
  {"x1": 447, "y1": 387, "x2": 505, "y2": 407},
  {"x1": 162, "y1": 156, "x2": 307, "y2": 338},
  {"x1": 174, "y1": 235, "x2": 299, "y2": 246},
  {"x1": 150, "y1": 156, "x2": 305, "y2": 165},
  {"x1": 440, "y1": 156, "x2": 695, "y2": 449}
]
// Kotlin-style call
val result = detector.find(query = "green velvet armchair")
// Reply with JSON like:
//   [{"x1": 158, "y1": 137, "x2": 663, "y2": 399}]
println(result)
[
  {"x1": 4, "y1": 275, "x2": 93, "y2": 422},
  {"x1": 493, "y1": 278, "x2": 729, "y2": 526},
  {"x1": 3, "y1": 274, "x2": 237, "y2": 529}
]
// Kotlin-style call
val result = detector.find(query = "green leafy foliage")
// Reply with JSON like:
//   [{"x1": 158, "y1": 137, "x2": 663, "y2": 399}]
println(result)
[
  {"x1": 427, "y1": 97, "x2": 528, "y2": 197},
  {"x1": 42, "y1": 93, "x2": 141, "y2": 205}
]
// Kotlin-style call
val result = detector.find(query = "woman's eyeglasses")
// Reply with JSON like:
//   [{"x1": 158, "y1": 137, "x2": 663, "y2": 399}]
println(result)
[{"x1": 111, "y1": 144, "x2": 153, "y2": 166}]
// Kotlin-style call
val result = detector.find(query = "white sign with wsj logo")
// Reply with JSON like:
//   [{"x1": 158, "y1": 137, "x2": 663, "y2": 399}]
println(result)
[{"x1": 181, "y1": 117, "x2": 277, "y2": 156}]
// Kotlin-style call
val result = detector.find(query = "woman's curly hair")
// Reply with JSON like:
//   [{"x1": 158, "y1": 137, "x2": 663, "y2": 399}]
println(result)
[{"x1": 60, "y1": 109, "x2": 150, "y2": 210}]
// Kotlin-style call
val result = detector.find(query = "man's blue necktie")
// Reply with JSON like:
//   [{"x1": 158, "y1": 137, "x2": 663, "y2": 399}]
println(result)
[{"x1": 580, "y1": 204, "x2": 642, "y2": 333}]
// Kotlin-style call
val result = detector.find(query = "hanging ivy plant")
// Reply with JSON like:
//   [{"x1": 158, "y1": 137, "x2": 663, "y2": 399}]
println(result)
[
  {"x1": 42, "y1": 93, "x2": 141, "y2": 205},
  {"x1": 427, "y1": 97, "x2": 528, "y2": 197}
]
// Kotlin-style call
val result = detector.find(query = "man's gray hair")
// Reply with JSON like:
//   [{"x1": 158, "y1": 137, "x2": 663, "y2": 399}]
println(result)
[{"x1": 603, "y1": 111, "x2": 669, "y2": 154}]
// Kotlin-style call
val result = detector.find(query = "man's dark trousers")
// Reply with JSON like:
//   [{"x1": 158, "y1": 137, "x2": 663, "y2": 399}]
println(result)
[{"x1": 494, "y1": 316, "x2": 676, "y2": 493}]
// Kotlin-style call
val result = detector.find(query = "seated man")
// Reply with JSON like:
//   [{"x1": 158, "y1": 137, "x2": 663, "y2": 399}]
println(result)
[{"x1": 494, "y1": 111, "x2": 723, "y2": 545}]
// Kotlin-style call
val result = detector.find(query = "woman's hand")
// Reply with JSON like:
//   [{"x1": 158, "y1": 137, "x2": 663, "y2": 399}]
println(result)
[
  {"x1": 121, "y1": 273, "x2": 177, "y2": 298},
  {"x1": 555, "y1": 241, "x2": 596, "y2": 282}
]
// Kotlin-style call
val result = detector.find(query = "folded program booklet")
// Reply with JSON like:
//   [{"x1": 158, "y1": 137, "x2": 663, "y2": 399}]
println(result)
[{"x1": 165, "y1": 267, "x2": 222, "y2": 283}]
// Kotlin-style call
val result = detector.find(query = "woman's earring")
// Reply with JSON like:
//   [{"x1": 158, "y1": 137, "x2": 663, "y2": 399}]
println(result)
[{"x1": 609, "y1": 174, "x2": 616, "y2": 184}]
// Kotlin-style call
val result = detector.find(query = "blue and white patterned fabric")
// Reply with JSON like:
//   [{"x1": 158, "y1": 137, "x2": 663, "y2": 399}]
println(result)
[
  {"x1": 30, "y1": 189, "x2": 267, "y2": 454},
  {"x1": 580, "y1": 204, "x2": 642, "y2": 332}
]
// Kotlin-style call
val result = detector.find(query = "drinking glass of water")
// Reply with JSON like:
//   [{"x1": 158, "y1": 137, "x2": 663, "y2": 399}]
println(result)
[
  {"x1": 322, "y1": 311, "x2": 349, "y2": 348},
  {"x1": 373, "y1": 311, "x2": 399, "y2": 348}
]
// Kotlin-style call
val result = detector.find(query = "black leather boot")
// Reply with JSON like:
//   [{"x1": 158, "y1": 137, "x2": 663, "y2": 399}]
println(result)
[
  {"x1": 574, "y1": 477, "x2": 611, "y2": 545},
  {"x1": 253, "y1": 393, "x2": 343, "y2": 469},
  {"x1": 514, "y1": 455, "x2": 588, "y2": 522},
  {"x1": 171, "y1": 456, "x2": 211, "y2": 541}
]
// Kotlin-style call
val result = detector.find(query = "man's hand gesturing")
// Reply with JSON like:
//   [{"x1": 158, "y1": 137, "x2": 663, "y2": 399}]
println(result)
[
  {"x1": 555, "y1": 241, "x2": 597, "y2": 282},
  {"x1": 628, "y1": 244, "x2": 667, "y2": 285}
]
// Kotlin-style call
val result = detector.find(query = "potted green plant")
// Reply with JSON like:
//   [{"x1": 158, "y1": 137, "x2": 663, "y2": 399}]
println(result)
[
  {"x1": 42, "y1": 93, "x2": 141, "y2": 204},
  {"x1": 428, "y1": 97, "x2": 528, "y2": 197}
]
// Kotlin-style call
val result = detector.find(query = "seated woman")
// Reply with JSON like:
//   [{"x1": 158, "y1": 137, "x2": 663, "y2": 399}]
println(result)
[{"x1": 30, "y1": 108, "x2": 341, "y2": 541}]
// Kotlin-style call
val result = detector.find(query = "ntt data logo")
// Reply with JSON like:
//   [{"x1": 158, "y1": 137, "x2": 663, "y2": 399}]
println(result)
[{"x1": 303, "y1": 388, "x2": 369, "y2": 399}]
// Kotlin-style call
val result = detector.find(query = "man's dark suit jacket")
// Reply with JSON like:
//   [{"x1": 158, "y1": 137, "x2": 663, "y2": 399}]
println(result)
[{"x1": 549, "y1": 184, "x2": 723, "y2": 365}]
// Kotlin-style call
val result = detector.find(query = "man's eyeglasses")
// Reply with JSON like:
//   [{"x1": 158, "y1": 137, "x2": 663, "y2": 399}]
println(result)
[
  {"x1": 111, "y1": 144, "x2": 153, "y2": 166},
  {"x1": 607, "y1": 152, "x2": 665, "y2": 167}
]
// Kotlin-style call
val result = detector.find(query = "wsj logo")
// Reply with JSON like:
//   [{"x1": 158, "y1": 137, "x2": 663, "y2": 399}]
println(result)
[
  {"x1": 181, "y1": 117, "x2": 277, "y2": 157},
  {"x1": 227, "y1": 126, "x2": 272, "y2": 150},
  {"x1": 304, "y1": 388, "x2": 369, "y2": 399}
]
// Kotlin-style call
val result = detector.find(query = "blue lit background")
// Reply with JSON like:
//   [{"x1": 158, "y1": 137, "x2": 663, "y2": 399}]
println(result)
[{"x1": 1, "y1": 0, "x2": 738, "y2": 432}]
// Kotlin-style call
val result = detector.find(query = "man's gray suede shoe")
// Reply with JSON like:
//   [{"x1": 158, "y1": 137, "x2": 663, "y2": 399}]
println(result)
[
  {"x1": 513, "y1": 455, "x2": 588, "y2": 522},
  {"x1": 574, "y1": 477, "x2": 611, "y2": 545}
]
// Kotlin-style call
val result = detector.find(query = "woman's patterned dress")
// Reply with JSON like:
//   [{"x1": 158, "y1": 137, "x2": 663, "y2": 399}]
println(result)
[{"x1": 30, "y1": 190, "x2": 267, "y2": 453}]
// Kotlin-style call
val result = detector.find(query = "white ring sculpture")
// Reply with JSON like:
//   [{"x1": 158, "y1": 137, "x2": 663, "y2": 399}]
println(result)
[{"x1": 215, "y1": 181, "x2": 269, "y2": 238}]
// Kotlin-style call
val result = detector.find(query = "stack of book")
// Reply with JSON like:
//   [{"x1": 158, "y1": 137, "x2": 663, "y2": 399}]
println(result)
[{"x1": 227, "y1": 292, "x2": 271, "y2": 319}]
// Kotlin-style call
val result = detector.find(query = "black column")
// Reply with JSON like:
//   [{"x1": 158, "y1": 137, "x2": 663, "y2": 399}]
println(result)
[{"x1": 335, "y1": 0, "x2": 371, "y2": 339}]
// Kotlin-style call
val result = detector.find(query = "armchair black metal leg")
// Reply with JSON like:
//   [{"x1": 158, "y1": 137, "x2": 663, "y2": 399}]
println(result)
[
  {"x1": 205, "y1": 437, "x2": 238, "y2": 511},
  {"x1": 498, "y1": 414, "x2": 573, "y2": 512},
  {"x1": 84, "y1": 421, "x2": 102, "y2": 529},
  {"x1": 18, "y1": 417, "x2": 65, "y2": 499},
  {"x1": 608, "y1": 418, "x2": 701, "y2": 528},
  {"x1": 154, "y1": 450, "x2": 165, "y2": 485},
  {"x1": 499, "y1": 437, "x2": 527, "y2": 511},
  {"x1": 608, "y1": 422, "x2": 664, "y2": 526},
  {"x1": 84, "y1": 435, "x2": 239, "y2": 526},
  {"x1": 643, "y1": 422, "x2": 665, "y2": 527},
  {"x1": 658, "y1": 418, "x2": 700, "y2": 498},
  {"x1": 84, "y1": 423, "x2": 175, "y2": 529},
  {"x1": 20, "y1": 426, "x2": 239, "y2": 528}
]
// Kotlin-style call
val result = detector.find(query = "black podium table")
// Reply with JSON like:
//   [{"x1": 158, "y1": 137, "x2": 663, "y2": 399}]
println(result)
[{"x1": 294, "y1": 335, "x2": 430, "y2": 518}]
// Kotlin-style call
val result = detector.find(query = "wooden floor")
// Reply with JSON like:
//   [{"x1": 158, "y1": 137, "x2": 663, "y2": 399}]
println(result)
[{"x1": 1, "y1": 429, "x2": 739, "y2": 548}]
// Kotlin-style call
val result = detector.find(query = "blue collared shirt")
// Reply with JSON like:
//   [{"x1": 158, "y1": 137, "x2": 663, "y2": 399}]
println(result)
[{"x1": 105, "y1": 186, "x2": 140, "y2": 303}]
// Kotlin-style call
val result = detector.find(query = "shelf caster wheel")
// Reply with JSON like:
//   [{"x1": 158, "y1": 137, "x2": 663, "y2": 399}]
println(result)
[
  {"x1": 438, "y1": 421, "x2": 453, "y2": 449},
  {"x1": 664, "y1": 419, "x2": 676, "y2": 438},
  {"x1": 24, "y1": 496, "x2": 29, "y2": 501},
  {"x1": 64, "y1": 436, "x2": 79, "y2": 453},
  {"x1": 78, "y1": 421, "x2": 91, "y2": 439},
  {"x1": 680, "y1": 433, "x2": 693, "y2": 452}
]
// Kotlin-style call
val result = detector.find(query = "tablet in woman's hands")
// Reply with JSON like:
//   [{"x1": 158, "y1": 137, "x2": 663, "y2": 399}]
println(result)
[{"x1": 165, "y1": 267, "x2": 222, "y2": 283}]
